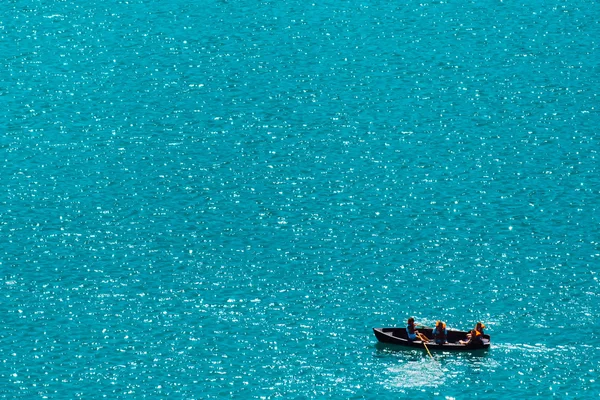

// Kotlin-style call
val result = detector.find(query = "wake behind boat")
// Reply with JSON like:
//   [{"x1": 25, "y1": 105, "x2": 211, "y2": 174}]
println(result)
[{"x1": 373, "y1": 327, "x2": 491, "y2": 351}]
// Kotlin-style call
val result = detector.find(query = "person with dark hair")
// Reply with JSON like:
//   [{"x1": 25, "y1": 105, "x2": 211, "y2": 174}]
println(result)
[
  {"x1": 460, "y1": 329, "x2": 484, "y2": 346},
  {"x1": 406, "y1": 317, "x2": 419, "y2": 341},
  {"x1": 465, "y1": 322, "x2": 486, "y2": 340}
]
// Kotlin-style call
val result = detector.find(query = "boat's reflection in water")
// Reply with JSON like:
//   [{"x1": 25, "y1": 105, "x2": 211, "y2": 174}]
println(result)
[
  {"x1": 374, "y1": 342, "x2": 490, "y2": 359},
  {"x1": 373, "y1": 342, "x2": 491, "y2": 390}
]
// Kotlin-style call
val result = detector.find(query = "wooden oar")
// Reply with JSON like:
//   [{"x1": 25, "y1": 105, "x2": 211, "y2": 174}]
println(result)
[
  {"x1": 416, "y1": 332, "x2": 430, "y2": 343},
  {"x1": 416, "y1": 332, "x2": 435, "y2": 361}
]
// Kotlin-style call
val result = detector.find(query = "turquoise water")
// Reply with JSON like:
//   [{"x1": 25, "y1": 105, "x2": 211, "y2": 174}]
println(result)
[{"x1": 2, "y1": 0, "x2": 599, "y2": 398}]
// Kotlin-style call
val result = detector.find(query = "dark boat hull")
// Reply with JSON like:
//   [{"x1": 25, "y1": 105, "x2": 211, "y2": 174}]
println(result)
[{"x1": 373, "y1": 327, "x2": 490, "y2": 351}]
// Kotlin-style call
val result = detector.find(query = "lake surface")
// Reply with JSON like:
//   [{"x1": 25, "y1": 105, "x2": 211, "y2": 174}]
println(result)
[{"x1": 1, "y1": 0, "x2": 599, "y2": 398}]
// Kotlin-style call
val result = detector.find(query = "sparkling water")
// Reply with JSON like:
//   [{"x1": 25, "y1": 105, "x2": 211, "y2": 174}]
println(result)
[{"x1": 1, "y1": 0, "x2": 599, "y2": 398}]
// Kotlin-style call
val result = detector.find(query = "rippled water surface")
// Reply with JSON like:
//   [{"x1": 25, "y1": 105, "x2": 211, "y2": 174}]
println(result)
[{"x1": 1, "y1": 0, "x2": 599, "y2": 398}]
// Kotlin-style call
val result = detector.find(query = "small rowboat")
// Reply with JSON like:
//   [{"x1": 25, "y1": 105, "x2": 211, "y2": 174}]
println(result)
[{"x1": 373, "y1": 327, "x2": 490, "y2": 351}]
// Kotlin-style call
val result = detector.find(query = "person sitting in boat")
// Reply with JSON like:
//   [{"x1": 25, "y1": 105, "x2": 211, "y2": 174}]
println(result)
[
  {"x1": 432, "y1": 320, "x2": 447, "y2": 344},
  {"x1": 406, "y1": 317, "x2": 420, "y2": 341},
  {"x1": 460, "y1": 329, "x2": 484, "y2": 346},
  {"x1": 475, "y1": 322, "x2": 485, "y2": 336},
  {"x1": 466, "y1": 322, "x2": 486, "y2": 340}
]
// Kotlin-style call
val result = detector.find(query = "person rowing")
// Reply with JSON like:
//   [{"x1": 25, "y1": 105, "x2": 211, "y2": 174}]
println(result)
[{"x1": 406, "y1": 317, "x2": 420, "y2": 341}]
